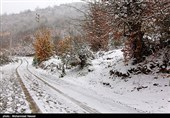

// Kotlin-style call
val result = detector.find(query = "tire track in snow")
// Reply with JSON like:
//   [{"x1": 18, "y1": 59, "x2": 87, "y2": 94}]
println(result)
[
  {"x1": 16, "y1": 59, "x2": 41, "y2": 113},
  {"x1": 24, "y1": 59, "x2": 99, "y2": 113},
  {"x1": 25, "y1": 59, "x2": 147, "y2": 113}
]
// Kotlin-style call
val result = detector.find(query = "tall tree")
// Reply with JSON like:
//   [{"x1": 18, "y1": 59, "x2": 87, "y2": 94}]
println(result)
[{"x1": 33, "y1": 28, "x2": 54, "y2": 64}]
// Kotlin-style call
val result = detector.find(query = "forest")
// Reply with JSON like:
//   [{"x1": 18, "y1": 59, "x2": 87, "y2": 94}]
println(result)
[{"x1": 0, "y1": 0, "x2": 170, "y2": 113}]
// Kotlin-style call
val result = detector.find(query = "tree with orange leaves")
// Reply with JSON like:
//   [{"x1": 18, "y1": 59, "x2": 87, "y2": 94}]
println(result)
[{"x1": 33, "y1": 28, "x2": 53, "y2": 65}]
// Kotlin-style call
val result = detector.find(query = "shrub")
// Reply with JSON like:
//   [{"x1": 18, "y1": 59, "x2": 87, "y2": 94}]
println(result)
[{"x1": 0, "y1": 53, "x2": 11, "y2": 66}]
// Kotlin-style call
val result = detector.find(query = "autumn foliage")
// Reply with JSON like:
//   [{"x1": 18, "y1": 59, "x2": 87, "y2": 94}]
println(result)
[
  {"x1": 55, "y1": 36, "x2": 72, "y2": 56},
  {"x1": 33, "y1": 28, "x2": 53, "y2": 64},
  {"x1": 83, "y1": 1, "x2": 113, "y2": 51},
  {"x1": 84, "y1": 0, "x2": 170, "y2": 64}
]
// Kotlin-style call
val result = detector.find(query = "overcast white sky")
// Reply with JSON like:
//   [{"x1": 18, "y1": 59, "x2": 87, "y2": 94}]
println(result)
[{"x1": 1, "y1": 0, "x2": 82, "y2": 15}]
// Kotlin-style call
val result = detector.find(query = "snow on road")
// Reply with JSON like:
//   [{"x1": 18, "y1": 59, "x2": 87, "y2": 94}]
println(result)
[
  {"x1": 17, "y1": 59, "x2": 90, "y2": 113},
  {"x1": 1, "y1": 49, "x2": 169, "y2": 113},
  {"x1": 0, "y1": 60, "x2": 31, "y2": 113},
  {"x1": 25, "y1": 49, "x2": 170, "y2": 113},
  {"x1": 26, "y1": 61, "x2": 142, "y2": 113}
]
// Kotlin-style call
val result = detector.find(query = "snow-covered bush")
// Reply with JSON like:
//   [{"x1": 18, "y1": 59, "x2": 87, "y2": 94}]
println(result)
[
  {"x1": 0, "y1": 53, "x2": 11, "y2": 66},
  {"x1": 55, "y1": 35, "x2": 94, "y2": 76},
  {"x1": 68, "y1": 36, "x2": 94, "y2": 69},
  {"x1": 56, "y1": 36, "x2": 94, "y2": 68}
]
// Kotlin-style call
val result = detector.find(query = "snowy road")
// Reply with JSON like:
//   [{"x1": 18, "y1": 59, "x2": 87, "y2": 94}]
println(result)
[
  {"x1": 16, "y1": 58, "x2": 143, "y2": 113},
  {"x1": 0, "y1": 61, "x2": 31, "y2": 113},
  {"x1": 1, "y1": 50, "x2": 169, "y2": 113},
  {"x1": 17, "y1": 59, "x2": 88, "y2": 113}
]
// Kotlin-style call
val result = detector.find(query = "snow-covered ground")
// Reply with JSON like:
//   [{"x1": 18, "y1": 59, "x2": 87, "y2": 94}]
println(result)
[
  {"x1": 0, "y1": 60, "x2": 31, "y2": 113},
  {"x1": 1, "y1": 49, "x2": 170, "y2": 113}
]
